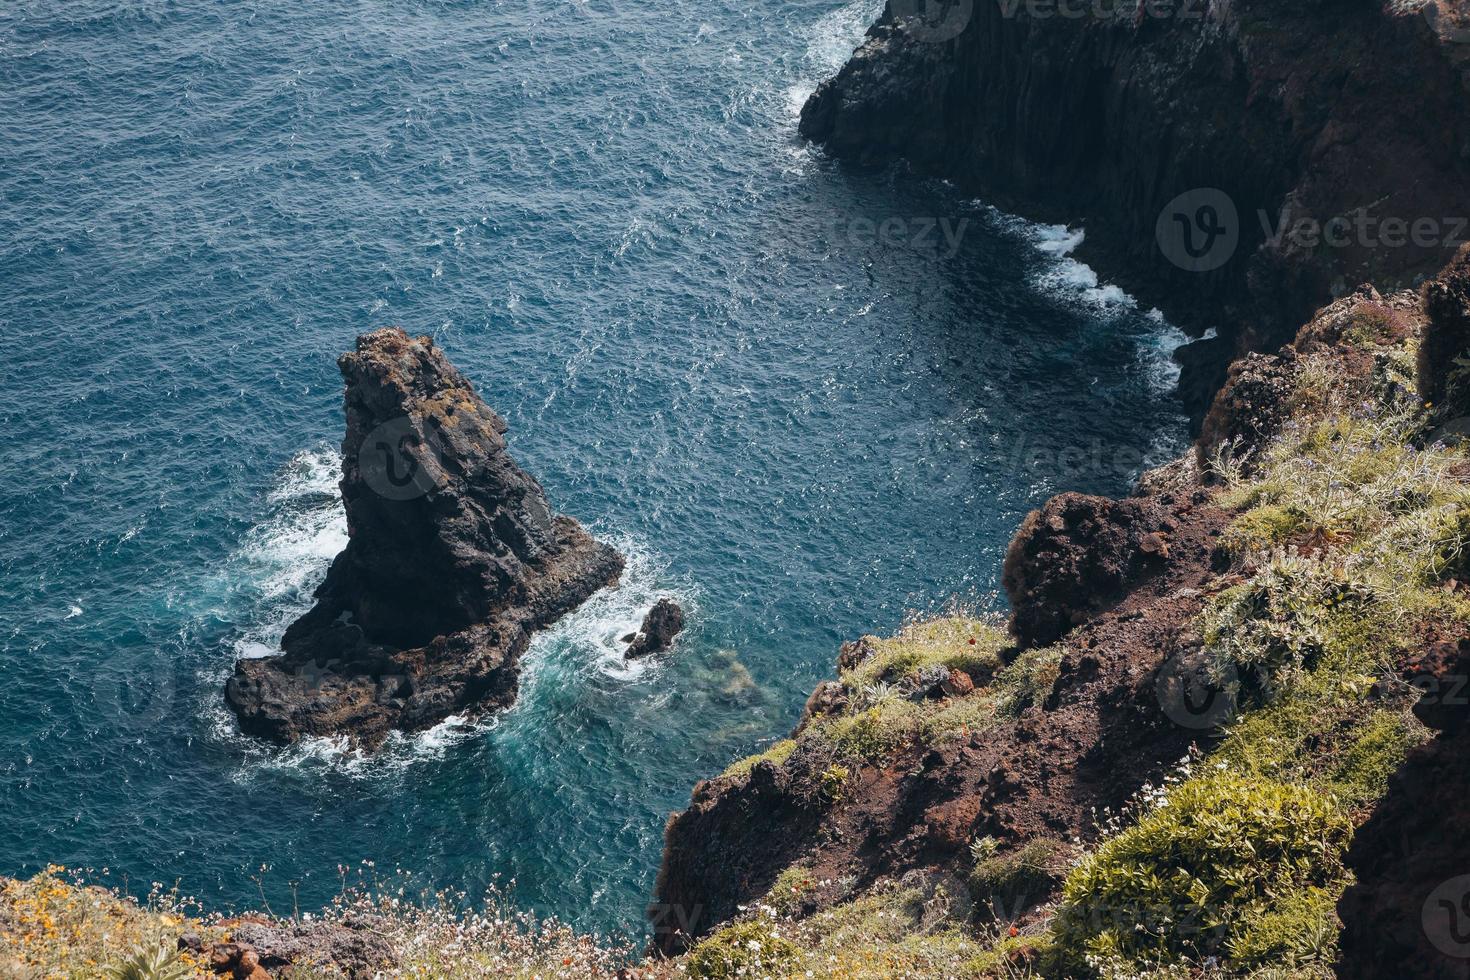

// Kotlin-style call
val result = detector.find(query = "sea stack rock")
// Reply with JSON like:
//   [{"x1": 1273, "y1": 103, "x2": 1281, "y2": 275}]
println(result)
[
  {"x1": 624, "y1": 598, "x2": 684, "y2": 659},
  {"x1": 225, "y1": 328, "x2": 624, "y2": 749}
]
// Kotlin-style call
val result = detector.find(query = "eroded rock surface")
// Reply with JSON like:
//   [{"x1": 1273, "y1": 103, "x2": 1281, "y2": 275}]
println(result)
[
  {"x1": 226, "y1": 329, "x2": 624, "y2": 749},
  {"x1": 625, "y1": 598, "x2": 685, "y2": 659},
  {"x1": 800, "y1": 0, "x2": 1470, "y2": 420},
  {"x1": 1337, "y1": 637, "x2": 1470, "y2": 980},
  {"x1": 1421, "y1": 243, "x2": 1470, "y2": 423},
  {"x1": 1001, "y1": 493, "x2": 1177, "y2": 648}
]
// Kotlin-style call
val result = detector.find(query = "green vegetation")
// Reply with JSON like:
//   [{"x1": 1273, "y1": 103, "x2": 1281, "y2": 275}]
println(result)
[
  {"x1": 102, "y1": 945, "x2": 193, "y2": 980},
  {"x1": 720, "y1": 737, "x2": 796, "y2": 779},
  {"x1": 994, "y1": 644, "x2": 1065, "y2": 716},
  {"x1": 0, "y1": 868, "x2": 219, "y2": 979},
  {"x1": 685, "y1": 919, "x2": 801, "y2": 979},
  {"x1": 969, "y1": 838, "x2": 1071, "y2": 919},
  {"x1": 841, "y1": 616, "x2": 1008, "y2": 693},
  {"x1": 1201, "y1": 552, "x2": 1379, "y2": 684},
  {"x1": 12, "y1": 328, "x2": 1468, "y2": 980},
  {"x1": 1050, "y1": 773, "x2": 1351, "y2": 973},
  {"x1": 694, "y1": 876, "x2": 1001, "y2": 979},
  {"x1": 1038, "y1": 337, "x2": 1463, "y2": 977},
  {"x1": 819, "y1": 763, "x2": 851, "y2": 802}
]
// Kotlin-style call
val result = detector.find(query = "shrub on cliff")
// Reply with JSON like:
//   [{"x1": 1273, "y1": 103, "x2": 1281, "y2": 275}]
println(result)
[
  {"x1": 1201, "y1": 553, "x2": 1379, "y2": 687},
  {"x1": 1050, "y1": 773, "x2": 1351, "y2": 975},
  {"x1": 840, "y1": 616, "x2": 1007, "y2": 694},
  {"x1": 684, "y1": 919, "x2": 801, "y2": 979}
]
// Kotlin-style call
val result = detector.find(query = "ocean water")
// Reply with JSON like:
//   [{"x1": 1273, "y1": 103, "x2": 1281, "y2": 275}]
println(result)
[{"x1": 0, "y1": 0, "x2": 1188, "y2": 938}]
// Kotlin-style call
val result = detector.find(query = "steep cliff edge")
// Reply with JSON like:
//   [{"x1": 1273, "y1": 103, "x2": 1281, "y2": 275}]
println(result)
[
  {"x1": 226, "y1": 329, "x2": 624, "y2": 750},
  {"x1": 800, "y1": 0, "x2": 1470, "y2": 418},
  {"x1": 652, "y1": 269, "x2": 1470, "y2": 976}
]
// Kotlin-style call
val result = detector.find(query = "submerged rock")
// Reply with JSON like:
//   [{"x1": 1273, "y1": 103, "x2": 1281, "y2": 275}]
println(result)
[
  {"x1": 225, "y1": 329, "x2": 624, "y2": 749},
  {"x1": 625, "y1": 597, "x2": 685, "y2": 658}
]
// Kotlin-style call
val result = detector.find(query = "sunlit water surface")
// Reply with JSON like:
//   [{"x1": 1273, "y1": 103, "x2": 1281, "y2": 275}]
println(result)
[{"x1": 0, "y1": 0, "x2": 1187, "y2": 937}]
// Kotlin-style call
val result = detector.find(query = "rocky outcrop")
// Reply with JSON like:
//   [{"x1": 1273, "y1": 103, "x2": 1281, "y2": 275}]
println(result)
[
  {"x1": 1196, "y1": 284, "x2": 1426, "y2": 469},
  {"x1": 651, "y1": 274, "x2": 1463, "y2": 955},
  {"x1": 624, "y1": 598, "x2": 685, "y2": 658},
  {"x1": 801, "y1": 0, "x2": 1470, "y2": 420},
  {"x1": 180, "y1": 913, "x2": 396, "y2": 978},
  {"x1": 226, "y1": 329, "x2": 624, "y2": 749},
  {"x1": 1001, "y1": 493, "x2": 1177, "y2": 648},
  {"x1": 1420, "y1": 243, "x2": 1470, "y2": 423},
  {"x1": 1337, "y1": 637, "x2": 1470, "y2": 980},
  {"x1": 653, "y1": 484, "x2": 1229, "y2": 953}
]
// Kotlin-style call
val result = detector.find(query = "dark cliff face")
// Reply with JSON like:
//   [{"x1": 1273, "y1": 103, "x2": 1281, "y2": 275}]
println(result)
[
  {"x1": 800, "y1": 0, "x2": 1470, "y2": 417},
  {"x1": 226, "y1": 329, "x2": 624, "y2": 749},
  {"x1": 325, "y1": 329, "x2": 565, "y2": 648}
]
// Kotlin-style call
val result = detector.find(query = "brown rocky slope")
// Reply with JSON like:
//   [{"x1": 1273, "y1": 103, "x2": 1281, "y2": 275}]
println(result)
[{"x1": 652, "y1": 259, "x2": 1470, "y2": 977}]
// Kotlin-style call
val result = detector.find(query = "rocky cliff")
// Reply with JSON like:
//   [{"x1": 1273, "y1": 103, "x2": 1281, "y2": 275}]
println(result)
[
  {"x1": 652, "y1": 262, "x2": 1470, "y2": 976},
  {"x1": 226, "y1": 329, "x2": 624, "y2": 750},
  {"x1": 800, "y1": 0, "x2": 1470, "y2": 420}
]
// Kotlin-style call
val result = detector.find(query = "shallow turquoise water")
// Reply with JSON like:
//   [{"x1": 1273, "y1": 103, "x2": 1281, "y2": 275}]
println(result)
[{"x1": 0, "y1": 0, "x2": 1186, "y2": 937}]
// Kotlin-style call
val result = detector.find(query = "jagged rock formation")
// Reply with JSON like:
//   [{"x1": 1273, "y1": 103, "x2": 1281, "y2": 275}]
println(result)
[
  {"x1": 800, "y1": 0, "x2": 1470, "y2": 421},
  {"x1": 1421, "y1": 243, "x2": 1470, "y2": 422},
  {"x1": 1335, "y1": 252, "x2": 1470, "y2": 980},
  {"x1": 187, "y1": 916, "x2": 396, "y2": 980},
  {"x1": 226, "y1": 329, "x2": 624, "y2": 749},
  {"x1": 653, "y1": 482, "x2": 1230, "y2": 954},
  {"x1": 1001, "y1": 493, "x2": 1177, "y2": 648},
  {"x1": 651, "y1": 281, "x2": 1448, "y2": 957},
  {"x1": 1197, "y1": 284, "x2": 1425, "y2": 469},
  {"x1": 624, "y1": 598, "x2": 685, "y2": 658}
]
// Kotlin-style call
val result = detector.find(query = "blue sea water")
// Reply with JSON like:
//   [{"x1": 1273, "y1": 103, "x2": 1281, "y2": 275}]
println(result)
[{"x1": 0, "y1": 0, "x2": 1188, "y2": 939}]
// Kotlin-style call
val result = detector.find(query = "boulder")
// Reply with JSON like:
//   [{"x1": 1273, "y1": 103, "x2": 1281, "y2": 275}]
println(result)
[
  {"x1": 1001, "y1": 493, "x2": 1171, "y2": 648},
  {"x1": 1420, "y1": 243, "x2": 1470, "y2": 422},
  {"x1": 625, "y1": 598, "x2": 685, "y2": 658},
  {"x1": 226, "y1": 329, "x2": 624, "y2": 749}
]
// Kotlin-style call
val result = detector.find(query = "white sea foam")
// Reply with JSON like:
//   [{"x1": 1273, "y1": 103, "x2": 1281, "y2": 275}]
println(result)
[
  {"x1": 787, "y1": 0, "x2": 884, "y2": 117},
  {"x1": 229, "y1": 447, "x2": 346, "y2": 660},
  {"x1": 519, "y1": 532, "x2": 696, "y2": 688},
  {"x1": 216, "y1": 451, "x2": 686, "y2": 773},
  {"x1": 980, "y1": 205, "x2": 1194, "y2": 395},
  {"x1": 1017, "y1": 220, "x2": 1138, "y2": 310},
  {"x1": 230, "y1": 712, "x2": 498, "y2": 780}
]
